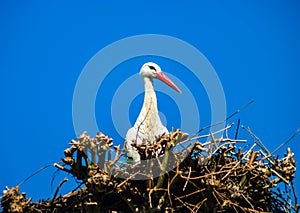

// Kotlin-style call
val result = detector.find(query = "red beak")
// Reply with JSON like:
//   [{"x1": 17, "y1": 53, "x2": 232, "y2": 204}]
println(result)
[{"x1": 156, "y1": 71, "x2": 182, "y2": 93}]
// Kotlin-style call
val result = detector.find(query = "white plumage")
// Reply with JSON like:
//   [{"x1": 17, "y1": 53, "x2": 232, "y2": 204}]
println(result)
[{"x1": 125, "y1": 62, "x2": 181, "y2": 162}]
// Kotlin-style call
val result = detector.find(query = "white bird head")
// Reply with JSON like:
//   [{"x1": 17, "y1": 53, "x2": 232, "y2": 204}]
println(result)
[{"x1": 139, "y1": 62, "x2": 182, "y2": 93}]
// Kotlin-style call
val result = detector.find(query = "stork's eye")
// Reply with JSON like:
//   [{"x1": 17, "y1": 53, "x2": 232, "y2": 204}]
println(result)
[{"x1": 148, "y1": 65, "x2": 156, "y2": 71}]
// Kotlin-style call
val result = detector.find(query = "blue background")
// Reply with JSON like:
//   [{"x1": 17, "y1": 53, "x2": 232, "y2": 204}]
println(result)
[{"x1": 1, "y1": 1, "x2": 299, "y2": 202}]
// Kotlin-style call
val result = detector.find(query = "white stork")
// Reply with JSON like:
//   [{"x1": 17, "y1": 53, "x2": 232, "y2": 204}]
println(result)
[{"x1": 125, "y1": 62, "x2": 181, "y2": 162}]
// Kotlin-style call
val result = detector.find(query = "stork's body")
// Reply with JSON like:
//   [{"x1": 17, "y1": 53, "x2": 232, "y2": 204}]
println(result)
[{"x1": 125, "y1": 62, "x2": 181, "y2": 162}]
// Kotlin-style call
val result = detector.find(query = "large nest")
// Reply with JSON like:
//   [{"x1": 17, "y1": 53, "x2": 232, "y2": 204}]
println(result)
[{"x1": 1, "y1": 125, "x2": 298, "y2": 213}]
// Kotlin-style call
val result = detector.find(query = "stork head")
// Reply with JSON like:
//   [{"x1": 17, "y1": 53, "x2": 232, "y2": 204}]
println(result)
[{"x1": 140, "y1": 62, "x2": 182, "y2": 93}]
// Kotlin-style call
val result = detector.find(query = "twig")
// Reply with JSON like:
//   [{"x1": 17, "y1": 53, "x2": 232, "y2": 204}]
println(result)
[
  {"x1": 116, "y1": 173, "x2": 138, "y2": 188},
  {"x1": 270, "y1": 168, "x2": 289, "y2": 184},
  {"x1": 173, "y1": 195, "x2": 195, "y2": 212},
  {"x1": 18, "y1": 164, "x2": 53, "y2": 187},
  {"x1": 51, "y1": 178, "x2": 68, "y2": 205},
  {"x1": 271, "y1": 127, "x2": 300, "y2": 155},
  {"x1": 242, "y1": 126, "x2": 270, "y2": 155},
  {"x1": 175, "y1": 188, "x2": 205, "y2": 200},
  {"x1": 183, "y1": 167, "x2": 191, "y2": 191},
  {"x1": 221, "y1": 143, "x2": 256, "y2": 181},
  {"x1": 210, "y1": 131, "x2": 218, "y2": 150},
  {"x1": 291, "y1": 181, "x2": 299, "y2": 213},
  {"x1": 241, "y1": 193, "x2": 254, "y2": 210},
  {"x1": 192, "y1": 99, "x2": 254, "y2": 137},
  {"x1": 54, "y1": 163, "x2": 71, "y2": 173},
  {"x1": 192, "y1": 197, "x2": 207, "y2": 212},
  {"x1": 235, "y1": 118, "x2": 241, "y2": 140},
  {"x1": 178, "y1": 123, "x2": 234, "y2": 146}
]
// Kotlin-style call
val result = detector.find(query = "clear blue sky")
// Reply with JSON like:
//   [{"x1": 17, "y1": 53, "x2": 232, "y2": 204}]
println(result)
[{"x1": 1, "y1": 1, "x2": 299, "y2": 201}]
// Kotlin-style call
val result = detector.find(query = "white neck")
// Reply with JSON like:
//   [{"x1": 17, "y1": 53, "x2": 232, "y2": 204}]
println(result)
[
  {"x1": 141, "y1": 77, "x2": 158, "y2": 112},
  {"x1": 134, "y1": 77, "x2": 165, "y2": 141}
]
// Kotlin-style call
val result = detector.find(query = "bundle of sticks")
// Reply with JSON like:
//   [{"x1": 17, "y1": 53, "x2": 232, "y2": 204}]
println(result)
[{"x1": 1, "y1": 125, "x2": 298, "y2": 212}]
